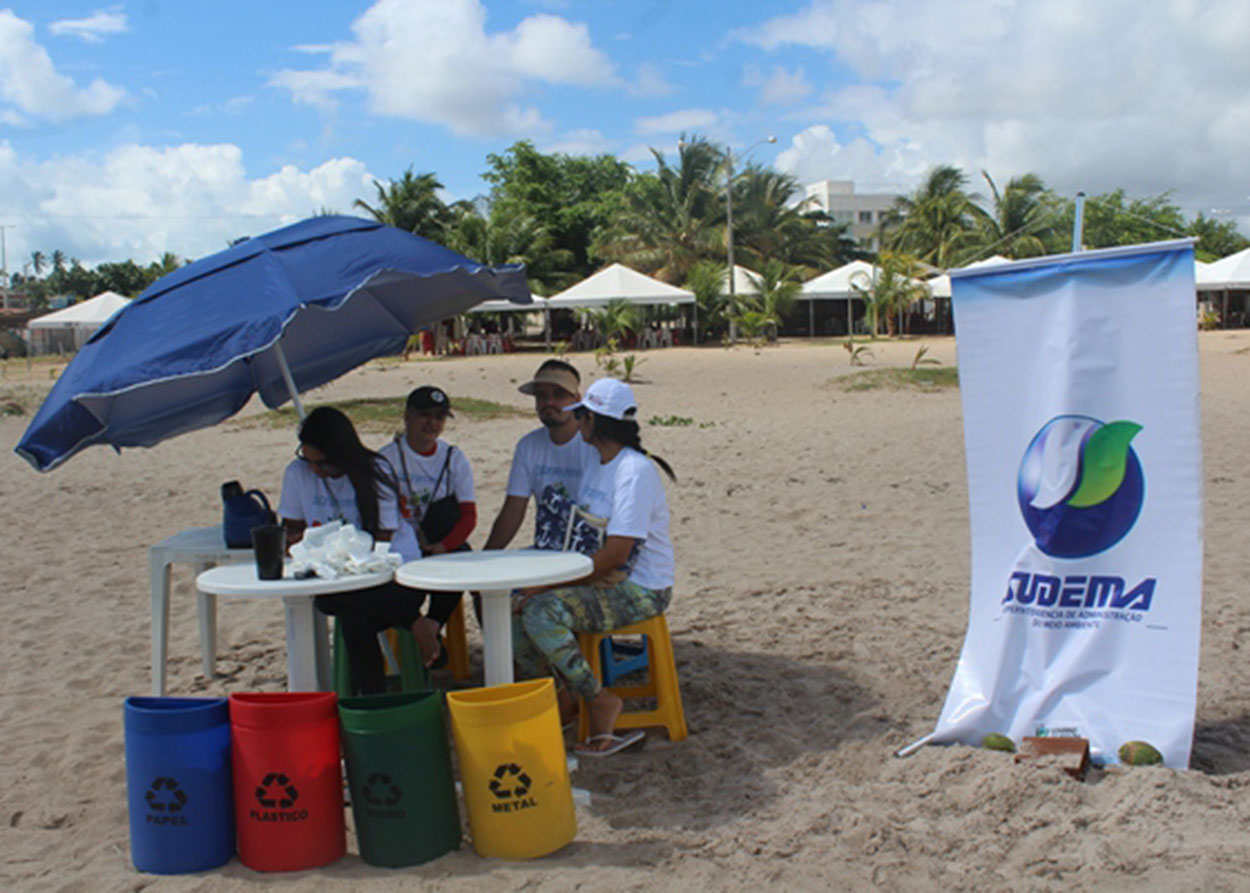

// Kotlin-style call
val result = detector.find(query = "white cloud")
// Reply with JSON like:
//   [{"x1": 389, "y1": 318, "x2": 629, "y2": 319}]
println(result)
[
  {"x1": 738, "y1": 0, "x2": 1250, "y2": 224},
  {"x1": 270, "y1": 0, "x2": 617, "y2": 138},
  {"x1": 0, "y1": 10, "x2": 125, "y2": 123},
  {"x1": 540, "y1": 128, "x2": 614, "y2": 156},
  {"x1": 0, "y1": 141, "x2": 377, "y2": 266},
  {"x1": 742, "y1": 64, "x2": 812, "y2": 106},
  {"x1": 635, "y1": 107, "x2": 718, "y2": 135},
  {"x1": 629, "y1": 62, "x2": 675, "y2": 98},
  {"x1": 48, "y1": 8, "x2": 128, "y2": 44}
]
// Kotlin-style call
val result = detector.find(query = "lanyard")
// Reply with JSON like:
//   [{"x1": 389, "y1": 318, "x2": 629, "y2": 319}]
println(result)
[
  {"x1": 320, "y1": 475, "x2": 345, "y2": 522},
  {"x1": 394, "y1": 436, "x2": 454, "y2": 511}
]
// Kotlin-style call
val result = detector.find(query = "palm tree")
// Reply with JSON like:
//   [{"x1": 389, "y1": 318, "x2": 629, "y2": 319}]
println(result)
[
  {"x1": 850, "y1": 251, "x2": 929, "y2": 337},
  {"x1": 30, "y1": 251, "x2": 46, "y2": 277},
  {"x1": 581, "y1": 298, "x2": 642, "y2": 343},
  {"x1": 354, "y1": 168, "x2": 451, "y2": 242},
  {"x1": 744, "y1": 259, "x2": 802, "y2": 342},
  {"x1": 592, "y1": 135, "x2": 724, "y2": 283},
  {"x1": 51, "y1": 249, "x2": 67, "y2": 274},
  {"x1": 683, "y1": 259, "x2": 726, "y2": 341},
  {"x1": 444, "y1": 200, "x2": 575, "y2": 296},
  {"x1": 887, "y1": 165, "x2": 987, "y2": 269},
  {"x1": 970, "y1": 171, "x2": 1058, "y2": 259}
]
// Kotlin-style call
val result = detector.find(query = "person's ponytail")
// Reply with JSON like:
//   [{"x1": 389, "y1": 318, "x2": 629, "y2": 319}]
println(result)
[{"x1": 590, "y1": 415, "x2": 676, "y2": 482}]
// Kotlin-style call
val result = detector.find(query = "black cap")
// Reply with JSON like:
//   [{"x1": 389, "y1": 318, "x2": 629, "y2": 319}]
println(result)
[{"x1": 406, "y1": 385, "x2": 453, "y2": 416}]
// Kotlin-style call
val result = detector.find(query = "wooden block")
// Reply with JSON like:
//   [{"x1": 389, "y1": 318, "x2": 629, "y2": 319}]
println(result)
[{"x1": 1014, "y1": 736, "x2": 1091, "y2": 779}]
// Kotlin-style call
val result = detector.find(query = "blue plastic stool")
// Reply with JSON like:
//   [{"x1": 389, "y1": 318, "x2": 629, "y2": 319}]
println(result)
[{"x1": 599, "y1": 634, "x2": 649, "y2": 686}]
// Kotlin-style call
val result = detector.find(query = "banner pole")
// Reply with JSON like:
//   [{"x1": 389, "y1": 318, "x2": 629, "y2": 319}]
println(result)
[{"x1": 1072, "y1": 191, "x2": 1086, "y2": 253}]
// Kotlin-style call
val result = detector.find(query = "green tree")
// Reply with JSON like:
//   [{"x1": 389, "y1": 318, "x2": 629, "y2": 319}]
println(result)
[
  {"x1": 1188, "y1": 213, "x2": 1250, "y2": 262},
  {"x1": 850, "y1": 251, "x2": 928, "y2": 337},
  {"x1": 1049, "y1": 189, "x2": 1188, "y2": 252},
  {"x1": 581, "y1": 298, "x2": 642, "y2": 342},
  {"x1": 683, "y1": 259, "x2": 727, "y2": 340},
  {"x1": 483, "y1": 141, "x2": 631, "y2": 278},
  {"x1": 970, "y1": 171, "x2": 1060, "y2": 259},
  {"x1": 592, "y1": 135, "x2": 724, "y2": 283},
  {"x1": 95, "y1": 259, "x2": 149, "y2": 296},
  {"x1": 29, "y1": 250, "x2": 46, "y2": 277},
  {"x1": 444, "y1": 200, "x2": 575, "y2": 296},
  {"x1": 354, "y1": 168, "x2": 451, "y2": 241},
  {"x1": 887, "y1": 165, "x2": 987, "y2": 268},
  {"x1": 743, "y1": 259, "x2": 802, "y2": 342},
  {"x1": 50, "y1": 249, "x2": 67, "y2": 273}
]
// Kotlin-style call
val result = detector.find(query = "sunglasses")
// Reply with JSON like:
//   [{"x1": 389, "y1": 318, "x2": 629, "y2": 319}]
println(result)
[{"x1": 295, "y1": 445, "x2": 338, "y2": 469}]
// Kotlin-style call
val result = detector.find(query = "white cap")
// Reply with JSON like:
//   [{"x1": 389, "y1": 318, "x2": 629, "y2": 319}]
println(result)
[{"x1": 567, "y1": 378, "x2": 637, "y2": 421}]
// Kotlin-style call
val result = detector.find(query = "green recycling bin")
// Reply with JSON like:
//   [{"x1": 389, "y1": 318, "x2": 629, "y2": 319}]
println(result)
[{"x1": 338, "y1": 691, "x2": 461, "y2": 867}]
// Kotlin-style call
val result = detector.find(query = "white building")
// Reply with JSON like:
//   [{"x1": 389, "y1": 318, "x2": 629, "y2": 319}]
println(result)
[{"x1": 804, "y1": 180, "x2": 900, "y2": 251}]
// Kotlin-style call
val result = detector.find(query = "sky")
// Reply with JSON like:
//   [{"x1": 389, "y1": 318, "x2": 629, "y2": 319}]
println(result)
[{"x1": 3, "y1": 0, "x2": 1250, "y2": 271}]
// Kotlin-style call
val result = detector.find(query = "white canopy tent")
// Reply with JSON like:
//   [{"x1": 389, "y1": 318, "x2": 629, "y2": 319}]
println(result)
[
  {"x1": 800, "y1": 260, "x2": 881, "y2": 336},
  {"x1": 1196, "y1": 247, "x2": 1250, "y2": 328},
  {"x1": 1196, "y1": 247, "x2": 1250, "y2": 290},
  {"x1": 467, "y1": 295, "x2": 548, "y2": 313},
  {"x1": 545, "y1": 263, "x2": 695, "y2": 308},
  {"x1": 722, "y1": 264, "x2": 762, "y2": 295},
  {"x1": 26, "y1": 290, "x2": 131, "y2": 355},
  {"x1": 925, "y1": 255, "x2": 1013, "y2": 299}
]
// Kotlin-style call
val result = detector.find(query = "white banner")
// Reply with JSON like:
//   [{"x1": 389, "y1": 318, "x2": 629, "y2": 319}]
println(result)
[{"x1": 932, "y1": 240, "x2": 1203, "y2": 767}]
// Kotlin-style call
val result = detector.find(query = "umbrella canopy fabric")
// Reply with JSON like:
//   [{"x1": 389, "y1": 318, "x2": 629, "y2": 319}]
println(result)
[
  {"x1": 801, "y1": 260, "x2": 881, "y2": 298},
  {"x1": 545, "y1": 263, "x2": 694, "y2": 308},
  {"x1": 1196, "y1": 247, "x2": 1250, "y2": 290},
  {"x1": 17, "y1": 215, "x2": 530, "y2": 471}
]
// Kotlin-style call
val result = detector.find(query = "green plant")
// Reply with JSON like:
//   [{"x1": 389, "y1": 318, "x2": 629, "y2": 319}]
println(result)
[
  {"x1": 843, "y1": 338, "x2": 873, "y2": 366},
  {"x1": 1198, "y1": 308, "x2": 1220, "y2": 331},
  {"x1": 551, "y1": 340, "x2": 569, "y2": 357},
  {"x1": 594, "y1": 336, "x2": 622, "y2": 377},
  {"x1": 621, "y1": 353, "x2": 646, "y2": 382},
  {"x1": 911, "y1": 345, "x2": 941, "y2": 369},
  {"x1": 648, "y1": 414, "x2": 694, "y2": 427}
]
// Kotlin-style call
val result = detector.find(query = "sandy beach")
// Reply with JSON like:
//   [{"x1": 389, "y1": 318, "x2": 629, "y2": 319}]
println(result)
[{"x1": 4, "y1": 332, "x2": 1250, "y2": 890}]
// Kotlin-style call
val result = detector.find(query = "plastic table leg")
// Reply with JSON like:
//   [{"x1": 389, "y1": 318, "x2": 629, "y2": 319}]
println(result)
[
  {"x1": 149, "y1": 547, "x2": 172, "y2": 696},
  {"x1": 194, "y1": 561, "x2": 217, "y2": 680},
  {"x1": 480, "y1": 589, "x2": 514, "y2": 686}
]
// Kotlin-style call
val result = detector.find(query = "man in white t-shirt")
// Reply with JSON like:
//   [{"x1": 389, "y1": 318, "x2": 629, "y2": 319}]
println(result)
[{"x1": 484, "y1": 359, "x2": 599, "y2": 551}]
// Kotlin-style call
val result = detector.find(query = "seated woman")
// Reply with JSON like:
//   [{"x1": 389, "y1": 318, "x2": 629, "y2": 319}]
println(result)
[
  {"x1": 379, "y1": 385, "x2": 477, "y2": 666},
  {"x1": 512, "y1": 378, "x2": 676, "y2": 757},
  {"x1": 277, "y1": 406, "x2": 428, "y2": 695}
]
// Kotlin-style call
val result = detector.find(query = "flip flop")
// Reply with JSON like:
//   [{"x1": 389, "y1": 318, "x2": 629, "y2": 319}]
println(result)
[{"x1": 574, "y1": 730, "x2": 645, "y2": 758}]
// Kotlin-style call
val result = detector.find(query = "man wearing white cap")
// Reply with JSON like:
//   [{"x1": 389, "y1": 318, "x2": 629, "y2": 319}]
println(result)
[{"x1": 484, "y1": 359, "x2": 599, "y2": 551}]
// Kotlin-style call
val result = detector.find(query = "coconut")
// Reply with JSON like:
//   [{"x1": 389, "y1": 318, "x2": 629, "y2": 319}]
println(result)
[
  {"x1": 981, "y1": 733, "x2": 1016, "y2": 753},
  {"x1": 1118, "y1": 741, "x2": 1164, "y2": 765}
]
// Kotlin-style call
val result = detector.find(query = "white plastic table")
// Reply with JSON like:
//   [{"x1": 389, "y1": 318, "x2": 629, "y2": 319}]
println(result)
[
  {"x1": 196, "y1": 564, "x2": 394, "y2": 692},
  {"x1": 395, "y1": 549, "x2": 593, "y2": 686},
  {"x1": 149, "y1": 525, "x2": 252, "y2": 695}
]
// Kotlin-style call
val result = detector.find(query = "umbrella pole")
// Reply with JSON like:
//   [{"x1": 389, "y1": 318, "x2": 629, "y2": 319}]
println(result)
[{"x1": 273, "y1": 342, "x2": 307, "y2": 422}]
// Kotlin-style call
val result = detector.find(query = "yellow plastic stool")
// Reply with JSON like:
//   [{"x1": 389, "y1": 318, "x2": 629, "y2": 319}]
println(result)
[
  {"x1": 576, "y1": 613, "x2": 687, "y2": 743},
  {"x1": 444, "y1": 598, "x2": 471, "y2": 681}
]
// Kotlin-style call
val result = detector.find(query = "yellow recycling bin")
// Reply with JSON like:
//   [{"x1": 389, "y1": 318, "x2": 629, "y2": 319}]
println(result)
[{"x1": 446, "y1": 679, "x2": 576, "y2": 859}]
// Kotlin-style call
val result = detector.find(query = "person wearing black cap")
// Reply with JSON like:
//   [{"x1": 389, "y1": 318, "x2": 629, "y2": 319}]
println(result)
[{"x1": 379, "y1": 385, "x2": 477, "y2": 664}]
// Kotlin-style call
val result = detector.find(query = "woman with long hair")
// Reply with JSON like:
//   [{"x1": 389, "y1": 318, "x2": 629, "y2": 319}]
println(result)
[
  {"x1": 277, "y1": 406, "x2": 429, "y2": 694},
  {"x1": 512, "y1": 378, "x2": 676, "y2": 757}
]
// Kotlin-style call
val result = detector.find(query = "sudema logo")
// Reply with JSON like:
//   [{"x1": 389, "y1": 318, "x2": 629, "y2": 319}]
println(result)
[{"x1": 1017, "y1": 415, "x2": 1145, "y2": 559}]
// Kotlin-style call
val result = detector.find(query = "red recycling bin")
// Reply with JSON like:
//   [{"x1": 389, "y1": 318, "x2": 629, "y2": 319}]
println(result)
[{"x1": 228, "y1": 692, "x2": 345, "y2": 872}]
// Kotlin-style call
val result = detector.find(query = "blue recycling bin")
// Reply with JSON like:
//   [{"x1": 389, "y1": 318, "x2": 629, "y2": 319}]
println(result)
[{"x1": 124, "y1": 697, "x2": 234, "y2": 874}]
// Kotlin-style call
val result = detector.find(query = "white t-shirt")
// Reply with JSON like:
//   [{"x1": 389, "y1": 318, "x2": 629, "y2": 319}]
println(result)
[
  {"x1": 577, "y1": 447, "x2": 675, "y2": 591},
  {"x1": 506, "y1": 427, "x2": 600, "y2": 549},
  {"x1": 276, "y1": 457, "x2": 401, "y2": 527},
  {"x1": 378, "y1": 437, "x2": 475, "y2": 534}
]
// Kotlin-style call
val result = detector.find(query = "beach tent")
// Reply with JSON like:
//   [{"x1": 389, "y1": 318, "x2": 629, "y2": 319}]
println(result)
[
  {"x1": 467, "y1": 295, "x2": 548, "y2": 313},
  {"x1": 1196, "y1": 247, "x2": 1250, "y2": 327},
  {"x1": 925, "y1": 256, "x2": 1013, "y2": 299},
  {"x1": 800, "y1": 260, "x2": 880, "y2": 336},
  {"x1": 1196, "y1": 247, "x2": 1250, "y2": 290},
  {"x1": 545, "y1": 263, "x2": 695, "y2": 309},
  {"x1": 722, "y1": 264, "x2": 762, "y2": 295},
  {"x1": 26, "y1": 290, "x2": 131, "y2": 355}
]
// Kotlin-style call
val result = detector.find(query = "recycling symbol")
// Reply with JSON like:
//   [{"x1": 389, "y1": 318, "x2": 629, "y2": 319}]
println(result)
[
  {"x1": 488, "y1": 763, "x2": 532, "y2": 800},
  {"x1": 255, "y1": 772, "x2": 299, "y2": 809},
  {"x1": 362, "y1": 772, "x2": 403, "y2": 807},
  {"x1": 145, "y1": 777, "x2": 188, "y2": 813}
]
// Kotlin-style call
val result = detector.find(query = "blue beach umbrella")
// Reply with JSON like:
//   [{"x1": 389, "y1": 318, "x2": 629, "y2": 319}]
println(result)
[{"x1": 16, "y1": 215, "x2": 531, "y2": 471}]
